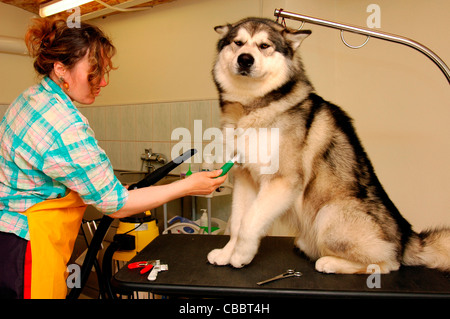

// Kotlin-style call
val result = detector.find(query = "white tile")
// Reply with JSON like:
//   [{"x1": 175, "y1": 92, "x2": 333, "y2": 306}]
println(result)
[{"x1": 136, "y1": 104, "x2": 153, "y2": 142}]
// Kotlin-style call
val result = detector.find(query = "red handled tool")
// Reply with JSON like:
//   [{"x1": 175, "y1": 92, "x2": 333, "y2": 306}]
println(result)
[{"x1": 127, "y1": 260, "x2": 157, "y2": 274}]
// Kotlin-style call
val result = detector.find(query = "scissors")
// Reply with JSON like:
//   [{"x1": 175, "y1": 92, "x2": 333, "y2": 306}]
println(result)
[
  {"x1": 127, "y1": 260, "x2": 158, "y2": 274},
  {"x1": 257, "y1": 269, "x2": 302, "y2": 286}
]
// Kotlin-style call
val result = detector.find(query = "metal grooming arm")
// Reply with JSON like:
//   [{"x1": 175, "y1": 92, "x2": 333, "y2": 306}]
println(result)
[{"x1": 274, "y1": 9, "x2": 450, "y2": 84}]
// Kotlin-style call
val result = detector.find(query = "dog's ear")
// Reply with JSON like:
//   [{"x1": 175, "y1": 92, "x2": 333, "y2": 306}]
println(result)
[
  {"x1": 283, "y1": 29, "x2": 312, "y2": 51},
  {"x1": 214, "y1": 24, "x2": 231, "y2": 38}
]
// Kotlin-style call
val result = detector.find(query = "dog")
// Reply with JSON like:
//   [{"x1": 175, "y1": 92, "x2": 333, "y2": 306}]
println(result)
[{"x1": 206, "y1": 17, "x2": 450, "y2": 274}]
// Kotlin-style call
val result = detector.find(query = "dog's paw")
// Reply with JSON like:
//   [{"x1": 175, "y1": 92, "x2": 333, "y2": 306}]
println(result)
[
  {"x1": 207, "y1": 248, "x2": 231, "y2": 266},
  {"x1": 315, "y1": 256, "x2": 367, "y2": 274},
  {"x1": 315, "y1": 256, "x2": 339, "y2": 274},
  {"x1": 229, "y1": 251, "x2": 254, "y2": 268}
]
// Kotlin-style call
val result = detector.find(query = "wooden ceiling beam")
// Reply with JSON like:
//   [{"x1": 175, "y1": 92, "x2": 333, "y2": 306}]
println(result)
[{"x1": 0, "y1": 0, "x2": 176, "y2": 18}]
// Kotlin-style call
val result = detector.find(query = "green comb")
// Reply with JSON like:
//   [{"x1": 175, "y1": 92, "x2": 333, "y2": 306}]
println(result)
[{"x1": 217, "y1": 154, "x2": 239, "y2": 177}]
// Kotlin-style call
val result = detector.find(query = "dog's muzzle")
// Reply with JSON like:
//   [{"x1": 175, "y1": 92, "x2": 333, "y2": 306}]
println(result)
[{"x1": 237, "y1": 53, "x2": 254, "y2": 75}]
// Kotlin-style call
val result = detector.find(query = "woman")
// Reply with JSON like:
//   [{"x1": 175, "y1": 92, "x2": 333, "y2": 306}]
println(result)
[{"x1": 0, "y1": 18, "x2": 226, "y2": 299}]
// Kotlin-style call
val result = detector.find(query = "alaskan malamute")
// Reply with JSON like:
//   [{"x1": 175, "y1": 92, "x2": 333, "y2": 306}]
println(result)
[{"x1": 207, "y1": 17, "x2": 450, "y2": 274}]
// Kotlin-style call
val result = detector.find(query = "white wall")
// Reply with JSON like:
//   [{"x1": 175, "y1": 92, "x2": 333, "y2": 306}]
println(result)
[
  {"x1": 0, "y1": 0, "x2": 449, "y2": 231},
  {"x1": 0, "y1": 2, "x2": 35, "y2": 104},
  {"x1": 90, "y1": 0, "x2": 262, "y2": 104}
]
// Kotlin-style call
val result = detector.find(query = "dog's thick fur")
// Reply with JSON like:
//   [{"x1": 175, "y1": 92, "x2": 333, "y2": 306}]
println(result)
[{"x1": 207, "y1": 17, "x2": 450, "y2": 274}]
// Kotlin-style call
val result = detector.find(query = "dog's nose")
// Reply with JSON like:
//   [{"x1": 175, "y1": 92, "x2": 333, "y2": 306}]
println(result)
[{"x1": 237, "y1": 54, "x2": 254, "y2": 69}]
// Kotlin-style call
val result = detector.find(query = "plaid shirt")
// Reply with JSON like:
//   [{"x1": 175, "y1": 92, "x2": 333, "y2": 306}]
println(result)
[{"x1": 0, "y1": 76, "x2": 128, "y2": 240}]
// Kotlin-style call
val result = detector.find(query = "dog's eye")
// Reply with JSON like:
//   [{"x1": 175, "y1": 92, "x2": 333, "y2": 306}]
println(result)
[
  {"x1": 234, "y1": 41, "x2": 244, "y2": 47},
  {"x1": 259, "y1": 43, "x2": 270, "y2": 50}
]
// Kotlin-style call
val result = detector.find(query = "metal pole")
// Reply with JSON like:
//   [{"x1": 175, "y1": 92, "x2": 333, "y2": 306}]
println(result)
[{"x1": 274, "y1": 9, "x2": 450, "y2": 84}]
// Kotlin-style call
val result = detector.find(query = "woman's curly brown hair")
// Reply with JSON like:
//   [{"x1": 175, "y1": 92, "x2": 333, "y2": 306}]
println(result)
[{"x1": 25, "y1": 17, "x2": 116, "y2": 94}]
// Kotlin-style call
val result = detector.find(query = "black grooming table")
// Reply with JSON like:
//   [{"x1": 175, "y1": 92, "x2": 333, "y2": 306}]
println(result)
[{"x1": 112, "y1": 234, "x2": 450, "y2": 298}]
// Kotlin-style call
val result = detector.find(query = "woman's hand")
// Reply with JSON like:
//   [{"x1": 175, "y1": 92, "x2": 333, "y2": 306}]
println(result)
[
  {"x1": 111, "y1": 169, "x2": 227, "y2": 219},
  {"x1": 183, "y1": 170, "x2": 227, "y2": 196}
]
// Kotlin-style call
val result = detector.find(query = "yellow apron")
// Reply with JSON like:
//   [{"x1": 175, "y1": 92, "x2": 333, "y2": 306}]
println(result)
[{"x1": 23, "y1": 191, "x2": 86, "y2": 299}]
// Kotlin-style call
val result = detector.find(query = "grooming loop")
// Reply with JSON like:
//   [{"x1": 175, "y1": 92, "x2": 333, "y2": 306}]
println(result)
[
  {"x1": 275, "y1": 8, "x2": 287, "y2": 28},
  {"x1": 276, "y1": 9, "x2": 305, "y2": 31},
  {"x1": 340, "y1": 30, "x2": 370, "y2": 49},
  {"x1": 296, "y1": 20, "x2": 305, "y2": 30}
]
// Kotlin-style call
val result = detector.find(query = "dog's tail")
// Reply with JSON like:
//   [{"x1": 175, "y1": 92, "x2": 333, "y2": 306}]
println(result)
[{"x1": 402, "y1": 227, "x2": 450, "y2": 271}]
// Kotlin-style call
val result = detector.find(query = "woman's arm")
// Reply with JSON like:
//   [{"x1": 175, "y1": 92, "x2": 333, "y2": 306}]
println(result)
[{"x1": 109, "y1": 170, "x2": 226, "y2": 219}]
